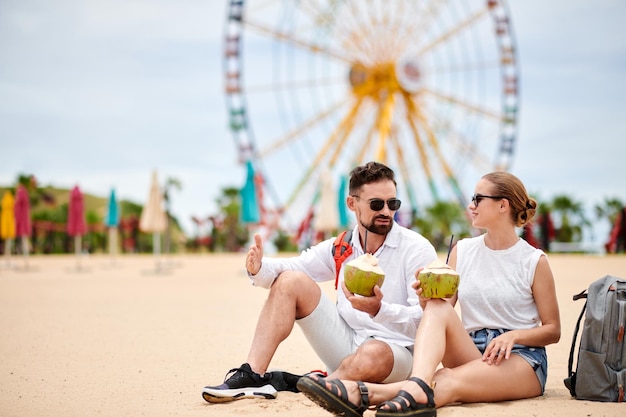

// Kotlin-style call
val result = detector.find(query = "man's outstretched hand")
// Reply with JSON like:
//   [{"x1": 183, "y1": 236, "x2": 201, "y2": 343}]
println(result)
[{"x1": 246, "y1": 233, "x2": 263, "y2": 275}]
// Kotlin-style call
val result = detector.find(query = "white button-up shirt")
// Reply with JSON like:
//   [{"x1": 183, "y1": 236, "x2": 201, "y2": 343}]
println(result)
[{"x1": 249, "y1": 222, "x2": 437, "y2": 347}]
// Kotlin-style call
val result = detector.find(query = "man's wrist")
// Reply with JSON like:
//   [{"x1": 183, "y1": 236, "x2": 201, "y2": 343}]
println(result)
[{"x1": 369, "y1": 301, "x2": 382, "y2": 318}]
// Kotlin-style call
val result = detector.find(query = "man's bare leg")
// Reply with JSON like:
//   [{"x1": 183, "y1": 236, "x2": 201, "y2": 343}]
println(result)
[
  {"x1": 202, "y1": 271, "x2": 322, "y2": 402},
  {"x1": 246, "y1": 271, "x2": 322, "y2": 375}
]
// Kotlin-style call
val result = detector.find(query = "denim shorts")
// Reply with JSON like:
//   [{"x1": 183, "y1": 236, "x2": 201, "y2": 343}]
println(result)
[{"x1": 469, "y1": 328, "x2": 547, "y2": 393}]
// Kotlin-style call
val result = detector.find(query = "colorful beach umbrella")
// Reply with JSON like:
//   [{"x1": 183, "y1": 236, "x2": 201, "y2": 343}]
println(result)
[
  {"x1": 1, "y1": 191, "x2": 16, "y2": 240},
  {"x1": 105, "y1": 188, "x2": 120, "y2": 227},
  {"x1": 105, "y1": 188, "x2": 120, "y2": 260},
  {"x1": 14, "y1": 185, "x2": 31, "y2": 262},
  {"x1": 67, "y1": 186, "x2": 87, "y2": 237},
  {"x1": 140, "y1": 171, "x2": 166, "y2": 270},
  {"x1": 313, "y1": 171, "x2": 339, "y2": 234},
  {"x1": 14, "y1": 185, "x2": 31, "y2": 238},
  {"x1": 67, "y1": 186, "x2": 87, "y2": 266},
  {"x1": 139, "y1": 171, "x2": 167, "y2": 233},
  {"x1": 240, "y1": 160, "x2": 260, "y2": 224},
  {"x1": 337, "y1": 175, "x2": 349, "y2": 229},
  {"x1": 1, "y1": 190, "x2": 16, "y2": 264}
]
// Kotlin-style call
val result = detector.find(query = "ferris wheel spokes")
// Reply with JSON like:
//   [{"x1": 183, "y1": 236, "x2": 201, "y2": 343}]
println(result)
[
  {"x1": 260, "y1": 97, "x2": 348, "y2": 158},
  {"x1": 406, "y1": 95, "x2": 466, "y2": 205},
  {"x1": 284, "y1": 96, "x2": 366, "y2": 210},
  {"x1": 242, "y1": 17, "x2": 350, "y2": 63},
  {"x1": 416, "y1": 7, "x2": 490, "y2": 57}
]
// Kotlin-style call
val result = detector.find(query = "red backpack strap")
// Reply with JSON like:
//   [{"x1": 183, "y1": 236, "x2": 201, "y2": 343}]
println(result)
[{"x1": 332, "y1": 230, "x2": 353, "y2": 289}]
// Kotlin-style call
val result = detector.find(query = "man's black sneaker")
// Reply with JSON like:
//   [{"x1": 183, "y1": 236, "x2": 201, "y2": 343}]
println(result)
[
  {"x1": 202, "y1": 363, "x2": 277, "y2": 403},
  {"x1": 268, "y1": 370, "x2": 302, "y2": 393},
  {"x1": 268, "y1": 369, "x2": 327, "y2": 393}
]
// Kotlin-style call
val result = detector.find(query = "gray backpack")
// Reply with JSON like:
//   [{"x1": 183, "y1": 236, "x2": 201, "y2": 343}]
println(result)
[{"x1": 564, "y1": 275, "x2": 626, "y2": 402}]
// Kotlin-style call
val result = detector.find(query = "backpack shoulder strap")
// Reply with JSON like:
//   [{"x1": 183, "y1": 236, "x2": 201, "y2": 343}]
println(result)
[
  {"x1": 332, "y1": 230, "x2": 353, "y2": 290},
  {"x1": 566, "y1": 289, "x2": 588, "y2": 396}
]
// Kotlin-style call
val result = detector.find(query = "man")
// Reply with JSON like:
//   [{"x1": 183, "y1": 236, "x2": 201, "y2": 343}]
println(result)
[{"x1": 202, "y1": 161, "x2": 437, "y2": 402}]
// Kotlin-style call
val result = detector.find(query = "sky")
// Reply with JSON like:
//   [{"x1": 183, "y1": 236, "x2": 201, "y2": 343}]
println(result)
[{"x1": 1, "y1": 0, "x2": 625, "y2": 245}]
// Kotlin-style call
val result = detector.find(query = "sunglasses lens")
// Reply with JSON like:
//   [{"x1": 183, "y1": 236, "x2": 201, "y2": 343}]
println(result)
[
  {"x1": 368, "y1": 199, "x2": 401, "y2": 211},
  {"x1": 388, "y1": 199, "x2": 401, "y2": 210},
  {"x1": 370, "y1": 199, "x2": 385, "y2": 211}
]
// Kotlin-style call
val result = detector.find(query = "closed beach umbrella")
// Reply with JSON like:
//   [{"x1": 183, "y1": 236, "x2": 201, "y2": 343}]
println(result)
[
  {"x1": 240, "y1": 160, "x2": 260, "y2": 224},
  {"x1": 139, "y1": 171, "x2": 166, "y2": 233},
  {"x1": 68, "y1": 186, "x2": 87, "y2": 264},
  {"x1": 67, "y1": 186, "x2": 87, "y2": 237},
  {"x1": 14, "y1": 185, "x2": 31, "y2": 261},
  {"x1": 1, "y1": 190, "x2": 16, "y2": 263},
  {"x1": 313, "y1": 171, "x2": 339, "y2": 234},
  {"x1": 105, "y1": 188, "x2": 120, "y2": 260},
  {"x1": 337, "y1": 175, "x2": 349, "y2": 229},
  {"x1": 14, "y1": 185, "x2": 31, "y2": 238},
  {"x1": 140, "y1": 171, "x2": 166, "y2": 269},
  {"x1": 105, "y1": 188, "x2": 119, "y2": 227},
  {"x1": 1, "y1": 191, "x2": 16, "y2": 240}
]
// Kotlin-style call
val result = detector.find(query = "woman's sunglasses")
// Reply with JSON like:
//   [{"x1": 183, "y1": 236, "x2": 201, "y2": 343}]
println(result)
[
  {"x1": 352, "y1": 196, "x2": 402, "y2": 211},
  {"x1": 471, "y1": 194, "x2": 506, "y2": 206}
]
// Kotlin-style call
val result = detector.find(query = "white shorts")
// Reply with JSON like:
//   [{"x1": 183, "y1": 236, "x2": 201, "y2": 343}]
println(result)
[{"x1": 296, "y1": 293, "x2": 414, "y2": 383}]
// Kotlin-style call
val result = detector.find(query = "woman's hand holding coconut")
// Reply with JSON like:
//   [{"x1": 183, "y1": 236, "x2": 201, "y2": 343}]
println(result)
[{"x1": 411, "y1": 267, "x2": 431, "y2": 310}]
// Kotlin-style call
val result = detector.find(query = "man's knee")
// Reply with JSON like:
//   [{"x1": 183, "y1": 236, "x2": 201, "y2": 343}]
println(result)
[
  {"x1": 338, "y1": 340, "x2": 394, "y2": 382},
  {"x1": 270, "y1": 270, "x2": 321, "y2": 318},
  {"x1": 270, "y1": 270, "x2": 317, "y2": 294}
]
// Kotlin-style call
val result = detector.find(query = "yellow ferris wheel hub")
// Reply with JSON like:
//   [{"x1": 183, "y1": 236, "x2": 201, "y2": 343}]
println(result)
[{"x1": 349, "y1": 62, "x2": 402, "y2": 98}]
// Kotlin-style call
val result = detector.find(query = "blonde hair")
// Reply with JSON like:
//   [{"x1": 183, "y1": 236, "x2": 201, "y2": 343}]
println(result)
[{"x1": 482, "y1": 171, "x2": 537, "y2": 227}]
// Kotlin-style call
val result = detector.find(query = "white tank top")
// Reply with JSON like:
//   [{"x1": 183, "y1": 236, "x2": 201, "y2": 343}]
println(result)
[{"x1": 456, "y1": 235, "x2": 545, "y2": 333}]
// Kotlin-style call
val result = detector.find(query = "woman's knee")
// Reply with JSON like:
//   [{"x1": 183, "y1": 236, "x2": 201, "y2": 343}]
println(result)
[{"x1": 423, "y1": 299, "x2": 455, "y2": 320}]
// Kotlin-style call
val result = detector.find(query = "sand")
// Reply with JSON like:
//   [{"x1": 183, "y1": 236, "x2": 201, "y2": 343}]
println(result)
[{"x1": 0, "y1": 252, "x2": 625, "y2": 417}]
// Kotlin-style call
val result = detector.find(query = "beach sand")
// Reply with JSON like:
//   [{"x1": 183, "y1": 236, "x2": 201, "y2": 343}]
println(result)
[{"x1": 0, "y1": 252, "x2": 625, "y2": 417}]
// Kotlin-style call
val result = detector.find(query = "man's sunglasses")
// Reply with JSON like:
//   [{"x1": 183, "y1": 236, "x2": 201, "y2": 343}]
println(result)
[
  {"x1": 352, "y1": 196, "x2": 402, "y2": 211},
  {"x1": 471, "y1": 194, "x2": 506, "y2": 206}
]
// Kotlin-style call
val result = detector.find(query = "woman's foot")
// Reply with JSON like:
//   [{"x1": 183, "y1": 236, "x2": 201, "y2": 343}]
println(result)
[
  {"x1": 376, "y1": 377, "x2": 436, "y2": 417},
  {"x1": 297, "y1": 375, "x2": 370, "y2": 417}
]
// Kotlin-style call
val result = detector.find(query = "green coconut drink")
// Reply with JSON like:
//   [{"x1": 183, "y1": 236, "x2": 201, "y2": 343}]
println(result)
[
  {"x1": 344, "y1": 253, "x2": 385, "y2": 296},
  {"x1": 418, "y1": 260, "x2": 460, "y2": 298}
]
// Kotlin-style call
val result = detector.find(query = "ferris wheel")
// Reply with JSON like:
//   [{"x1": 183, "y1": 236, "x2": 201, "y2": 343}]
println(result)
[{"x1": 223, "y1": 0, "x2": 520, "y2": 236}]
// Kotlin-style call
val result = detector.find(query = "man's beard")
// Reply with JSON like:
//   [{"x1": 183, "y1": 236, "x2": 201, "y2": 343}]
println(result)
[{"x1": 360, "y1": 215, "x2": 393, "y2": 235}]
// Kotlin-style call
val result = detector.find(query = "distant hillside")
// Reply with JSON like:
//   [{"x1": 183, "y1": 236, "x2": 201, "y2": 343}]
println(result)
[{"x1": 0, "y1": 184, "x2": 186, "y2": 246}]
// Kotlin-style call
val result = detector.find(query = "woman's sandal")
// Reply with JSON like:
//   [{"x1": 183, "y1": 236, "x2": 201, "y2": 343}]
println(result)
[
  {"x1": 375, "y1": 377, "x2": 436, "y2": 417},
  {"x1": 296, "y1": 375, "x2": 370, "y2": 417}
]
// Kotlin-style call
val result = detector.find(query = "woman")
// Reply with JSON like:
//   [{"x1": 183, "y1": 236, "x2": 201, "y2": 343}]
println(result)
[{"x1": 297, "y1": 171, "x2": 561, "y2": 417}]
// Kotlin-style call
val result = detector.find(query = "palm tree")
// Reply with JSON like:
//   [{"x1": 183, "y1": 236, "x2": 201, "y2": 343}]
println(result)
[
  {"x1": 214, "y1": 186, "x2": 249, "y2": 252},
  {"x1": 594, "y1": 197, "x2": 624, "y2": 229},
  {"x1": 414, "y1": 201, "x2": 471, "y2": 252},
  {"x1": 550, "y1": 194, "x2": 589, "y2": 242},
  {"x1": 162, "y1": 176, "x2": 182, "y2": 254}
]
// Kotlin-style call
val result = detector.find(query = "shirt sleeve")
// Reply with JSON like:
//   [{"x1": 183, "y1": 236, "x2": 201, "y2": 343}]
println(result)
[{"x1": 248, "y1": 238, "x2": 337, "y2": 289}]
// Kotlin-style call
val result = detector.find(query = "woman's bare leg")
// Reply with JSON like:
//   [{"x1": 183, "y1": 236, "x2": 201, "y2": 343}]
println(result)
[
  {"x1": 433, "y1": 355, "x2": 541, "y2": 405},
  {"x1": 378, "y1": 299, "x2": 481, "y2": 408}
]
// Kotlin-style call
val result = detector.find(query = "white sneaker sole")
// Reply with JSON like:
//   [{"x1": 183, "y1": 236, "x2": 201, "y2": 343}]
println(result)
[{"x1": 201, "y1": 384, "x2": 277, "y2": 403}]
